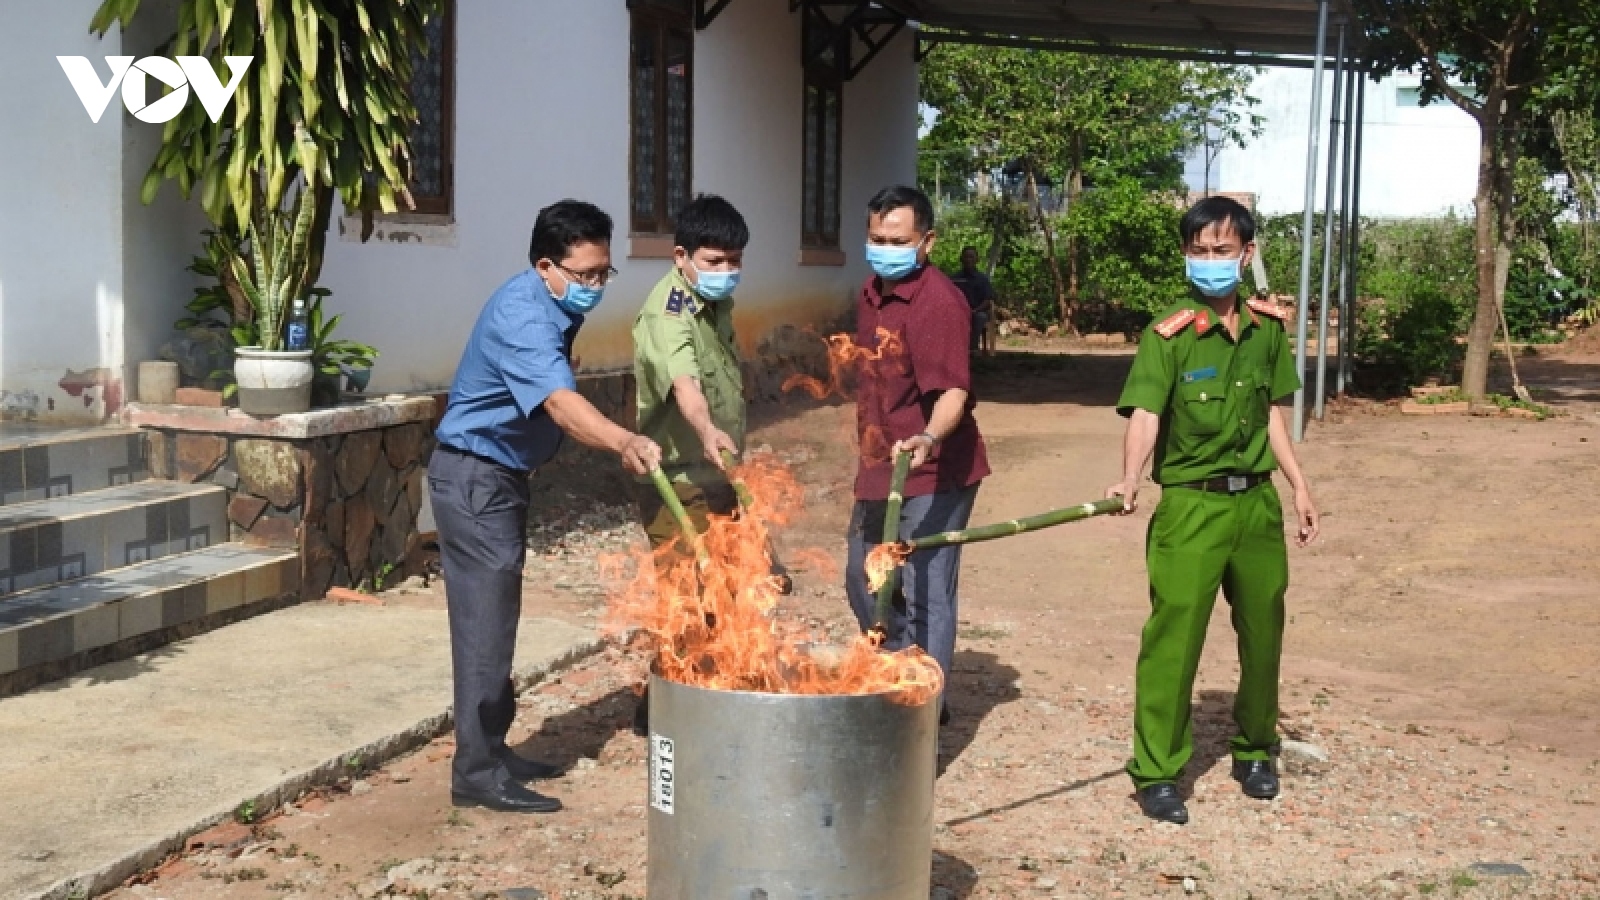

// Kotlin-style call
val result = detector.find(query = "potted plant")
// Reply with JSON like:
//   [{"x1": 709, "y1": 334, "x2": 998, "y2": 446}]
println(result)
[
  {"x1": 306, "y1": 291, "x2": 379, "y2": 406},
  {"x1": 178, "y1": 235, "x2": 376, "y2": 409},
  {"x1": 228, "y1": 182, "x2": 319, "y2": 415}
]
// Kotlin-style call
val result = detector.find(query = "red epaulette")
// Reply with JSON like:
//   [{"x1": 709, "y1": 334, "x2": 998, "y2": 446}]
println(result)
[
  {"x1": 1247, "y1": 296, "x2": 1292, "y2": 322},
  {"x1": 1152, "y1": 309, "x2": 1196, "y2": 339}
]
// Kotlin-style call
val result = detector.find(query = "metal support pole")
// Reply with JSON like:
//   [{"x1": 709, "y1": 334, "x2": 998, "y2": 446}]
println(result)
[
  {"x1": 1333, "y1": 62, "x2": 1358, "y2": 396},
  {"x1": 1340, "y1": 70, "x2": 1367, "y2": 395},
  {"x1": 1292, "y1": 0, "x2": 1332, "y2": 442},
  {"x1": 1314, "y1": 25, "x2": 1347, "y2": 421},
  {"x1": 1331, "y1": 62, "x2": 1357, "y2": 399}
]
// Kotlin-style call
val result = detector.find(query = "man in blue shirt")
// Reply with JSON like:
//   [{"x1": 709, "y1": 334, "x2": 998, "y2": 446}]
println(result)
[{"x1": 430, "y1": 200, "x2": 661, "y2": 814}]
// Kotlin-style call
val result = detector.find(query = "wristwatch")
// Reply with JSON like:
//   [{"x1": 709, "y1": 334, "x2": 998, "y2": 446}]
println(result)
[{"x1": 918, "y1": 430, "x2": 939, "y2": 446}]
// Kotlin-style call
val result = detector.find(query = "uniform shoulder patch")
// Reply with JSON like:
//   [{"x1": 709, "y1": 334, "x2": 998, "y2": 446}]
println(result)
[
  {"x1": 664, "y1": 288, "x2": 687, "y2": 316},
  {"x1": 1247, "y1": 296, "x2": 1291, "y2": 321},
  {"x1": 1153, "y1": 309, "x2": 1196, "y2": 339}
]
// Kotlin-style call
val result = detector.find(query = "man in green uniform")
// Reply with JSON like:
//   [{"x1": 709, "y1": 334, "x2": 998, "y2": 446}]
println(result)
[
  {"x1": 632, "y1": 194, "x2": 749, "y2": 554},
  {"x1": 1105, "y1": 196, "x2": 1321, "y2": 825}
]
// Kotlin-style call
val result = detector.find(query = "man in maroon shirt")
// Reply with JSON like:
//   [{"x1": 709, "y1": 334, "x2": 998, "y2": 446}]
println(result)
[{"x1": 846, "y1": 185, "x2": 991, "y2": 724}]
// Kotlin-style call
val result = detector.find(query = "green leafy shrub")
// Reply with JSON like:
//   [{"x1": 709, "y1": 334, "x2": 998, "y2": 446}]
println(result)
[
  {"x1": 1354, "y1": 285, "x2": 1468, "y2": 394},
  {"x1": 1063, "y1": 178, "x2": 1189, "y2": 318}
]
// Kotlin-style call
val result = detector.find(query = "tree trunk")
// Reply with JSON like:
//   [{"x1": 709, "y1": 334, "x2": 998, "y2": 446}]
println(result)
[
  {"x1": 304, "y1": 181, "x2": 335, "y2": 291},
  {"x1": 1065, "y1": 136, "x2": 1084, "y2": 315},
  {"x1": 1027, "y1": 168, "x2": 1071, "y2": 332},
  {"x1": 985, "y1": 207, "x2": 1007, "y2": 275},
  {"x1": 1460, "y1": 108, "x2": 1505, "y2": 401}
]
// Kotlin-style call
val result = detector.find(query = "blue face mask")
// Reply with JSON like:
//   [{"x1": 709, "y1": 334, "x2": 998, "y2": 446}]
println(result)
[
  {"x1": 552, "y1": 277, "x2": 604, "y2": 315},
  {"x1": 1185, "y1": 256, "x2": 1243, "y2": 298},
  {"x1": 689, "y1": 262, "x2": 740, "y2": 301},
  {"x1": 865, "y1": 242, "x2": 923, "y2": 281}
]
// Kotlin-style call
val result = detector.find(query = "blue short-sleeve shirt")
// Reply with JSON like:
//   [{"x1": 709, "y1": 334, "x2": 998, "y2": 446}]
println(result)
[{"x1": 435, "y1": 270, "x2": 581, "y2": 472}]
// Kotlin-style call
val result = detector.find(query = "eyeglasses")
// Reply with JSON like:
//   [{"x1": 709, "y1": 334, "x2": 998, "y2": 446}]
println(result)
[{"x1": 553, "y1": 262, "x2": 620, "y2": 288}]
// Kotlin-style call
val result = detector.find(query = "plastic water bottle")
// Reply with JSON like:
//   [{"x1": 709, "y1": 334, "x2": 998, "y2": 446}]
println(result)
[{"x1": 286, "y1": 297, "x2": 310, "y2": 351}]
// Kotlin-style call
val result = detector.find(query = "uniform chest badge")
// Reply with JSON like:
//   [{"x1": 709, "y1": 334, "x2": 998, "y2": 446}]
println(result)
[{"x1": 665, "y1": 289, "x2": 685, "y2": 316}]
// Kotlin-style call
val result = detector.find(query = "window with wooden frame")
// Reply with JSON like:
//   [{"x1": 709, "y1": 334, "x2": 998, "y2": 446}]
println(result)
[
  {"x1": 405, "y1": 0, "x2": 455, "y2": 217},
  {"x1": 801, "y1": 68, "x2": 842, "y2": 250},
  {"x1": 629, "y1": 0, "x2": 694, "y2": 239}
]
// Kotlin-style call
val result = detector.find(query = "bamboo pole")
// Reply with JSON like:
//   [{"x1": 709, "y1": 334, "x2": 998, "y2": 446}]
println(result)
[
  {"x1": 898, "y1": 497, "x2": 1125, "y2": 555},
  {"x1": 869, "y1": 450, "x2": 914, "y2": 641},
  {"x1": 720, "y1": 450, "x2": 756, "y2": 509},
  {"x1": 648, "y1": 467, "x2": 709, "y2": 566}
]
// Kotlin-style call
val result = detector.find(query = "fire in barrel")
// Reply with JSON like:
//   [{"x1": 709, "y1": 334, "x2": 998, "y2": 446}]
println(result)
[{"x1": 603, "y1": 454, "x2": 943, "y2": 900}]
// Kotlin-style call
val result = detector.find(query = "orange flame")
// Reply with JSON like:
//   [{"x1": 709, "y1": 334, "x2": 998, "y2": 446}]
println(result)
[
  {"x1": 782, "y1": 327, "x2": 904, "y2": 401},
  {"x1": 602, "y1": 454, "x2": 943, "y2": 705},
  {"x1": 863, "y1": 541, "x2": 912, "y2": 595}
]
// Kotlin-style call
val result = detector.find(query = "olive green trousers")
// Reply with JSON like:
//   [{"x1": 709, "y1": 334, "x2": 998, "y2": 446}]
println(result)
[{"x1": 1128, "y1": 481, "x2": 1289, "y2": 788}]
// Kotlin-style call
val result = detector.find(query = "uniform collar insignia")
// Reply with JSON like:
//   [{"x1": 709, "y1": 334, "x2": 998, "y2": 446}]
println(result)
[{"x1": 1153, "y1": 308, "x2": 1196, "y2": 339}]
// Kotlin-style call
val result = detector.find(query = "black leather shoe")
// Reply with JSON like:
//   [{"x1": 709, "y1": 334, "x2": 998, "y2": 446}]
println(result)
[
  {"x1": 451, "y1": 781, "x2": 563, "y2": 814},
  {"x1": 498, "y1": 751, "x2": 563, "y2": 781},
  {"x1": 1136, "y1": 783, "x2": 1189, "y2": 825},
  {"x1": 1231, "y1": 759, "x2": 1281, "y2": 799},
  {"x1": 632, "y1": 694, "x2": 650, "y2": 737}
]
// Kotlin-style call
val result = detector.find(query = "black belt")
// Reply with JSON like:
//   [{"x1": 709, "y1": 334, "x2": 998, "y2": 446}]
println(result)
[
  {"x1": 1172, "y1": 472, "x2": 1270, "y2": 494},
  {"x1": 436, "y1": 442, "x2": 530, "y2": 476}
]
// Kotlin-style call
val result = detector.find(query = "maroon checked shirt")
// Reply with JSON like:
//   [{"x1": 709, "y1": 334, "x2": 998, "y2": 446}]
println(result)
[{"x1": 853, "y1": 265, "x2": 991, "y2": 501}]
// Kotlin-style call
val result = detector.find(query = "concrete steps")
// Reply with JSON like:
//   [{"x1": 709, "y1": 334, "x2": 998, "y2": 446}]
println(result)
[
  {"x1": 0, "y1": 427, "x2": 302, "y2": 695},
  {"x1": 0, "y1": 427, "x2": 149, "y2": 506},
  {"x1": 0, "y1": 544, "x2": 297, "y2": 682},
  {"x1": 0, "y1": 481, "x2": 228, "y2": 594}
]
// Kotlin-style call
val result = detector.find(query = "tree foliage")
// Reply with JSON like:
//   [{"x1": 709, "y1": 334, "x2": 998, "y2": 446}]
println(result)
[
  {"x1": 90, "y1": 0, "x2": 442, "y2": 260},
  {"x1": 920, "y1": 46, "x2": 1256, "y2": 192},
  {"x1": 1355, "y1": 0, "x2": 1600, "y2": 398},
  {"x1": 91, "y1": 0, "x2": 441, "y2": 363},
  {"x1": 918, "y1": 44, "x2": 1258, "y2": 327}
]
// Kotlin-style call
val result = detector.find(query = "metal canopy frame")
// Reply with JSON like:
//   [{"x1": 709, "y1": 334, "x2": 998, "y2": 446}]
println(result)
[
  {"x1": 794, "y1": 0, "x2": 909, "y2": 80},
  {"x1": 883, "y1": 0, "x2": 1357, "y2": 58},
  {"x1": 695, "y1": 0, "x2": 735, "y2": 30},
  {"x1": 889, "y1": 0, "x2": 1366, "y2": 441}
]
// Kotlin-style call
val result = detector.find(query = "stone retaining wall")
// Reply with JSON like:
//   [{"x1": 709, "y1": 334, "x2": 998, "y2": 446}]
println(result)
[{"x1": 133, "y1": 399, "x2": 435, "y2": 600}]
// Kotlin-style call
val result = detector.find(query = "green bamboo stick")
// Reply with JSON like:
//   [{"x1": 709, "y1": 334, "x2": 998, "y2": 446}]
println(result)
[
  {"x1": 720, "y1": 450, "x2": 756, "y2": 509},
  {"x1": 649, "y1": 466, "x2": 709, "y2": 565},
  {"x1": 871, "y1": 450, "x2": 914, "y2": 637},
  {"x1": 900, "y1": 497, "x2": 1126, "y2": 554}
]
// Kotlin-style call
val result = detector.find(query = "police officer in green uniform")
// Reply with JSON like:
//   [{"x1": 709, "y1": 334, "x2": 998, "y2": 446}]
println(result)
[
  {"x1": 632, "y1": 194, "x2": 749, "y2": 553},
  {"x1": 1105, "y1": 196, "x2": 1321, "y2": 825}
]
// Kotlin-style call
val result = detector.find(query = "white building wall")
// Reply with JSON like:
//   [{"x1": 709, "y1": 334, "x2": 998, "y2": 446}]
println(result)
[
  {"x1": 0, "y1": 0, "x2": 205, "y2": 424},
  {"x1": 121, "y1": 0, "x2": 213, "y2": 400},
  {"x1": 317, "y1": 0, "x2": 919, "y2": 393},
  {"x1": 1200, "y1": 67, "x2": 1479, "y2": 219},
  {"x1": 0, "y1": 0, "x2": 919, "y2": 411},
  {"x1": 0, "y1": 0, "x2": 127, "y2": 423}
]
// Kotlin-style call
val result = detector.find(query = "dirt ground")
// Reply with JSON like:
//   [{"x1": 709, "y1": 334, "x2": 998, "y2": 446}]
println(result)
[{"x1": 107, "y1": 341, "x2": 1600, "y2": 900}]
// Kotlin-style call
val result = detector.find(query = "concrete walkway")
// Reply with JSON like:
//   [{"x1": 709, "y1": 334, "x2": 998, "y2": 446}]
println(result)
[{"x1": 0, "y1": 603, "x2": 600, "y2": 900}]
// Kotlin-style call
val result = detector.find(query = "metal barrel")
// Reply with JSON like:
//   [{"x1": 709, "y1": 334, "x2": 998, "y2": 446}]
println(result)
[{"x1": 646, "y1": 674, "x2": 937, "y2": 899}]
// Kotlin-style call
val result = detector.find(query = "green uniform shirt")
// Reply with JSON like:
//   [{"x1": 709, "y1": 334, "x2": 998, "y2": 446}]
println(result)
[
  {"x1": 1116, "y1": 299, "x2": 1300, "y2": 486},
  {"x1": 632, "y1": 267, "x2": 746, "y2": 483}
]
